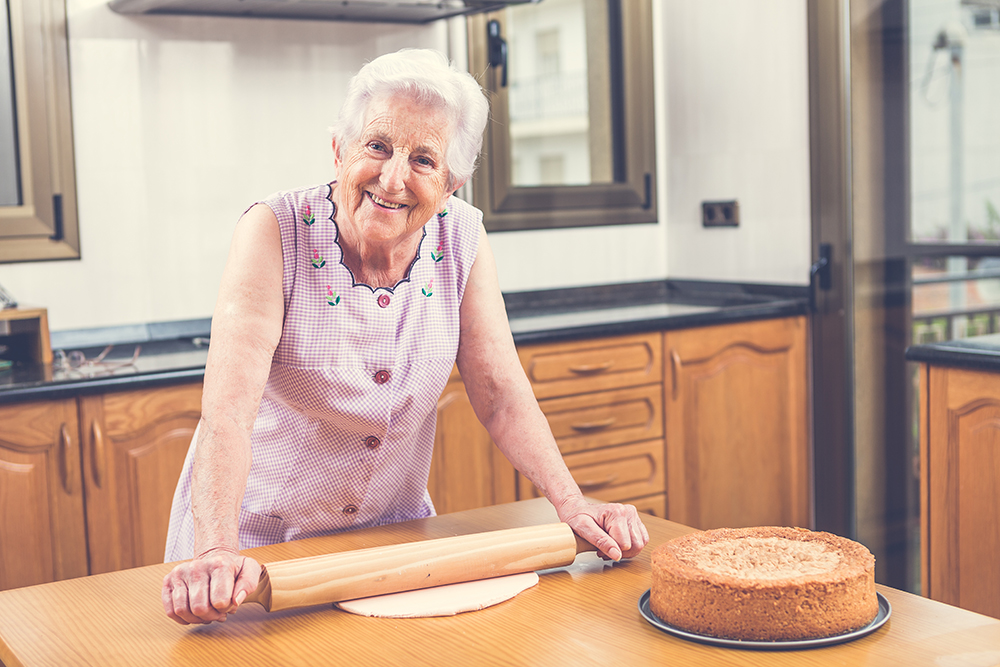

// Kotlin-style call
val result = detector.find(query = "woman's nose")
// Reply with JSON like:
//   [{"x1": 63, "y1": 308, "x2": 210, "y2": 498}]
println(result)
[{"x1": 380, "y1": 154, "x2": 407, "y2": 192}]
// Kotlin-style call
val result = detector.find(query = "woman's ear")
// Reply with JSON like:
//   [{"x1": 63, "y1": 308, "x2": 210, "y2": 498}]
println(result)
[
  {"x1": 445, "y1": 178, "x2": 468, "y2": 202},
  {"x1": 439, "y1": 178, "x2": 466, "y2": 213},
  {"x1": 331, "y1": 136, "x2": 342, "y2": 173}
]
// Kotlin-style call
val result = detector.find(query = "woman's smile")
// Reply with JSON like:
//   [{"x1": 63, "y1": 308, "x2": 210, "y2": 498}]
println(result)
[{"x1": 366, "y1": 191, "x2": 407, "y2": 210}]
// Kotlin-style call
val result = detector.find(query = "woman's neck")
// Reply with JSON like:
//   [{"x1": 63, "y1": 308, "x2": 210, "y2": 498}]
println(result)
[
  {"x1": 331, "y1": 185, "x2": 422, "y2": 289},
  {"x1": 338, "y1": 227, "x2": 422, "y2": 288}
]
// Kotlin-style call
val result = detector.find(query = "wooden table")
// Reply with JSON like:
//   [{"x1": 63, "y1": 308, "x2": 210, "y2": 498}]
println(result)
[{"x1": 1, "y1": 499, "x2": 999, "y2": 666}]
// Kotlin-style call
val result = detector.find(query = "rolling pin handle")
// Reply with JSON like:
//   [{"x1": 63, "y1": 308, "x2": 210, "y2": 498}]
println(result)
[
  {"x1": 574, "y1": 532, "x2": 598, "y2": 554},
  {"x1": 240, "y1": 566, "x2": 272, "y2": 611}
]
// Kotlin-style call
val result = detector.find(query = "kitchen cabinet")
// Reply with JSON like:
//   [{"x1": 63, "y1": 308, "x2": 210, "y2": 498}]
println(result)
[
  {"x1": 431, "y1": 320, "x2": 810, "y2": 525},
  {"x1": 515, "y1": 332, "x2": 667, "y2": 515},
  {"x1": 0, "y1": 383, "x2": 200, "y2": 590},
  {"x1": 430, "y1": 333, "x2": 666, "y2": 515},
  {"x1": 428, "y1": 368, "x2": 516, "y2": 514},
  {"x1": 919, "y1": 364, "x2": 1000, "y2": 619},
  {"x1": 0, "y1": 399, "x2": 88, "y2": 590},
  {"x1": 664, "y1": 316, "x2": 810, "y2": 530},
  {"x1": 79, "y1": 384, "x2": 201, "y2": 574}
]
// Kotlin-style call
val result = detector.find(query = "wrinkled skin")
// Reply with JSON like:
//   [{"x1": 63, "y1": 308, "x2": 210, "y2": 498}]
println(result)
[{"x1": 162, "y1": 547, "x2": 263, "y2": 625}]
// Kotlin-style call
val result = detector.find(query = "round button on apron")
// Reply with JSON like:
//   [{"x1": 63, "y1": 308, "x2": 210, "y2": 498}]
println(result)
[
  {"x1": 377, "y1": 294, "x2": 391, "y2": 308},
  {"x1": 343, "y1": 505, "x2": 358, "y2": 515},
  {"x1": 374, "y1": 370, "x2": 390, "y2": 384},
  {"x1": 365, "y1": 436, "x2": 381, "y2": 449}
]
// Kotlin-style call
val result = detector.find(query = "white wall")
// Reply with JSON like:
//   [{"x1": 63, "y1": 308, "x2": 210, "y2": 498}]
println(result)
[
  {"x1": 662, "y1": 0, "x2": 812, "y2": 285},
  {"x1": 0, "y1": 0, "x2": 811, "y2": 333}
]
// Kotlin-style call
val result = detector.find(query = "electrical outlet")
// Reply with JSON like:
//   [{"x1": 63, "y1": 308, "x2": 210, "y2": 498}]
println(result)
[{"x1": 701, "y1": 200, "x2": 739, "y2": 227}]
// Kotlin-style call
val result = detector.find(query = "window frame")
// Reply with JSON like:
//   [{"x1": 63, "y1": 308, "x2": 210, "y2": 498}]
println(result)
[
  {"x1": 0, "y1": 0, "x2": 79, "y2": 263},
  {"x1": 467, "y1": 0, "x2": 656, "y2": 232}
]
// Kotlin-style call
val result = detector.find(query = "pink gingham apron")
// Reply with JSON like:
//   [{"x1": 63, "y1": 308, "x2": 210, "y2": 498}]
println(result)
[{"x1": 164, "y1": 183, "x2": 481, "y2": 560}]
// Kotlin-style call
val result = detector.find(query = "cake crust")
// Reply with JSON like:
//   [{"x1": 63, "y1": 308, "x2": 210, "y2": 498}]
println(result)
[{"x1": 650, "y1": 526, "x2": 878, "y2": 642}]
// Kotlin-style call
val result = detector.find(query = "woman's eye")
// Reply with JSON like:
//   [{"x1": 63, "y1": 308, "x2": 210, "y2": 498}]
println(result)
[
  {"x1": 368, "y1": 142, "x2": 387, "y2": 153},
  {"x1": 415, "y1": 157, "x2": 433, "y2": 168}
]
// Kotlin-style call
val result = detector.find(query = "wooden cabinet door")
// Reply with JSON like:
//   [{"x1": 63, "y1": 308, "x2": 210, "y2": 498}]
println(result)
[
  {"x1": 924, "y1": 365, "x2": 1000, "y2": 619},
  {"x1": 79, "y1": 383, "x2": 201, "y2": 573},
  {"x1": 664, "y1": 316, "x2": 809, "y2": 530},
  {"x1": 429, "y1": 369, "x2": 516, "y2": 514},
  {"x1": 0, "y1": 399, "x2": 88, "y2": 590}
]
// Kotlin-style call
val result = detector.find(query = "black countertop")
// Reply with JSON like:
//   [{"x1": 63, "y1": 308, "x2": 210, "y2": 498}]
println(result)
[
  {"x1": 905, "y1": 333, "x2": 1000, "y2": 372},
  {"x1": 0, "y1": 280, "x2": 808, "y2": 405}
]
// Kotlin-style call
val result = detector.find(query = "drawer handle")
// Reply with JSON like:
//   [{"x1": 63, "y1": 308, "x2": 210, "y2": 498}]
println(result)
[
  {"x1": 577, "y1": 474, "x2": 618, "y2": 491},
  {"x1": 670, "y1": 348, "x2": 682, "y2": 400},
  {"x1": 570, "y1": 417, "x2": 617, "y2": 432},
  {"x1": 568, "y1": 361, "x2": 614, "y2": 375},
  {"x1": 91, "y1": 420, "x2": 106, "y2": 489},
  {"x1": 59, "y1": 423, "x2": 76, "y2": 495}
]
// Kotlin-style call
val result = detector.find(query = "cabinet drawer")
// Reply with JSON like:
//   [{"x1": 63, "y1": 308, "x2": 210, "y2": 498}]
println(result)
[
  {"x1": 538, "y1": 384, "x2": 663, "y2": 455},
  {"x1": 630, "y1": 493, "x2": 667, "y2": 519},
  {"x1": 519, "y1": 439, "x2": 665, "y2": 504},
  {"x1": 518, "y1": 332, "x2": 663, "y2": 400}
]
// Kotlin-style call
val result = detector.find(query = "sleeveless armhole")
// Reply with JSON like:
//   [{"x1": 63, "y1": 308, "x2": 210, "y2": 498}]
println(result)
[
  {"x1": 445, "y1": 197, "x2": 483, "y2": 306},
  {"x1": 256, "y1": 192, "x2": 303, "y2": 322}
]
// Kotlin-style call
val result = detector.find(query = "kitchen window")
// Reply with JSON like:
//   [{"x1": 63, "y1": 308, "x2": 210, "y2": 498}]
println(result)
[
  {"x1": 0, "y1": 0, "x2": 79, "y2": 263},
  {"x1": 467, "y1": 0, "x2": 656, "y2": 232}
]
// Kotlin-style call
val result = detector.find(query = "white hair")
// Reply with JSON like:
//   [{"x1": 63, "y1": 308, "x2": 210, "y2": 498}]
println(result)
[{"x1": 332, "y1": 49, "x2": 489, "y2": 191}]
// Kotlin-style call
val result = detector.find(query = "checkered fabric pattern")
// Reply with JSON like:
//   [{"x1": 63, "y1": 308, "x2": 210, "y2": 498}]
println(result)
[{"x1": 164, "y1": 183, "x2": 481, "y2": 560}]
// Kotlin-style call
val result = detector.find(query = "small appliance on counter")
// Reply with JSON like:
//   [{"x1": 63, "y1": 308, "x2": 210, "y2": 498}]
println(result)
[{"x1": 0, "y1": 285, "x2": 53, "y2": 365}]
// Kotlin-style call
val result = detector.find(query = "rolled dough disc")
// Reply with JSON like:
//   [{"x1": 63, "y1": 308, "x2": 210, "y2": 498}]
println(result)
[{"x1": 335, "y1": 572, "x2": 540, "y2": 618}]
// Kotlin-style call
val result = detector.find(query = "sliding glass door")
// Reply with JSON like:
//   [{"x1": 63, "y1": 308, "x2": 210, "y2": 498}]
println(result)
[{"x1": 810, "y1": 0, "x2": 1000, "y2": 593}]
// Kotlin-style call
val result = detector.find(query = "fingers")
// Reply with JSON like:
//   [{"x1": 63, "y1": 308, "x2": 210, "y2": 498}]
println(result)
[
  {"x1": 161, "y1": 573, "x2": 189, "y2": 626},
  {"x1": 602, "y1": 514, "x2": 628, "y2": 561},
  {"x1": 575, "y1": 514, "x2": 624, "y2": 561},
  {"x1": 209, "y1": 564, "x2": 237, "y2": 614},
  {"x1": 605, "y1": 504, "x2": 648, "y2": 559},
  {"x1": 162, "y1": 566, "x2": 227, "y2": 625},
  {"x1": 161, "y1": 551, "x2": 258, "y2": 625},
  {"x1": 231, "y1": 557, "x2": 263, "y2": 610},
  {"x1": 560, "y1": 499, "x2": 650, "y2": 561}
]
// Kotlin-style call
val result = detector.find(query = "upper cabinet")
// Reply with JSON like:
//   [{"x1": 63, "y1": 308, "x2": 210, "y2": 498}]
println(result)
[
  {"x1": 467, "y1": 0, "x2": 656, "y2": 231},
  {"x1": 0, "y1": 0, "x2": 79, "y2": 263}
]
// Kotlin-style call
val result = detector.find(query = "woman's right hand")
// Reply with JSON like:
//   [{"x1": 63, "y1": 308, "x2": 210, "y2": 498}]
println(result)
[{"x1": 161, "y1": 547, "x2": 262, "y2": 625}]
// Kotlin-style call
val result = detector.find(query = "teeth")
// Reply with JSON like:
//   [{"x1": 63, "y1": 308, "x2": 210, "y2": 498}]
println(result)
[{"x1": 369, "y1": 192, "x2": 405, "y2": 209}]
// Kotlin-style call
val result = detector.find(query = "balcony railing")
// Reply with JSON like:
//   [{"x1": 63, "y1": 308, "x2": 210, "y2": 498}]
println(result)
[
  {"x1": 508, "y1": 70, "x2": 588, "y2": 122},
  {"x1": 911, "y1": 246, "x2": 1000, "y2": 343}
]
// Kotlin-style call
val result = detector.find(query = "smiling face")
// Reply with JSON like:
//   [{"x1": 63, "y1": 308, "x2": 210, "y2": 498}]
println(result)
[{"x1": 332, "y1": 93, "x2": 458, "y2": 246}]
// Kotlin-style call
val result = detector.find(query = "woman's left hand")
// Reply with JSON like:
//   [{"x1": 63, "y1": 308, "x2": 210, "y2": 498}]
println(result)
[{"x1": 554, "y1": 495, "x2": 650, "y2": 561}]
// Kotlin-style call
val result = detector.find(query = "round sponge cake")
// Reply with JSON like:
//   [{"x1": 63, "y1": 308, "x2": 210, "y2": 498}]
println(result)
[{"x1": 650, "y1": 526, "x2": 878, "y2": 641}]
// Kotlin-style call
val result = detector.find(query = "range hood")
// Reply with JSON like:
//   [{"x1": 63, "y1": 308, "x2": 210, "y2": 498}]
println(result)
[{"x1": 108, "y1": 0, "x2": 536, "y2": 23}]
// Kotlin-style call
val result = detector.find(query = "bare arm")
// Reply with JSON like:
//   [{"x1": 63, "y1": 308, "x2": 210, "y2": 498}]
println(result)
[
  {"x1": 162, "y1": 203, "x2": 284, "y2": 624},
  {"x1": 456, "y1": 225, "x2": 649, "y2": 560}
]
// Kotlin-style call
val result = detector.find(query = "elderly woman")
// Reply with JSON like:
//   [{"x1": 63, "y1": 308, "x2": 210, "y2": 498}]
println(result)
[{"x1": 161, "y1": 49, "x2": 648, "y2": 625}]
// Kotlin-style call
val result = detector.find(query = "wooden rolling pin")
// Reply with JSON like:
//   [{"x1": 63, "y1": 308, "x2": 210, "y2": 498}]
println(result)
[{"x1": 243, "y1": 522, "x2": 594, "y2": 612}]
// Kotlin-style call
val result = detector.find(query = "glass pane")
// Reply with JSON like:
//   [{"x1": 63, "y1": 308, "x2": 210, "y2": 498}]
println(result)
[
  {"x1": 505, "y1": 0, "x2": 615, "y2": 187},
  {"x1": 909, "y1": 0, "x2": 1000, "y2": 245},
  {"x1": 0, "y1": 0, "x2": 20, "y2": 206},
  {"x1": 912, "y1": 255, "x2": 1000, "y2": 340}
]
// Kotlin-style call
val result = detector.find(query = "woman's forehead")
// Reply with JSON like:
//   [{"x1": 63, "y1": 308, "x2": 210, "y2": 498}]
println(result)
[{"x1": 361, "y1": 94, "x2": 454, "y2": 147}]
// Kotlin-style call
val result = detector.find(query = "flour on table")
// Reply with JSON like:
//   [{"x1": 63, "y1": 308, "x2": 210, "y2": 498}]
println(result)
[{"x1": 335, "y1": 572, "x2": 539, "y2": 618}]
